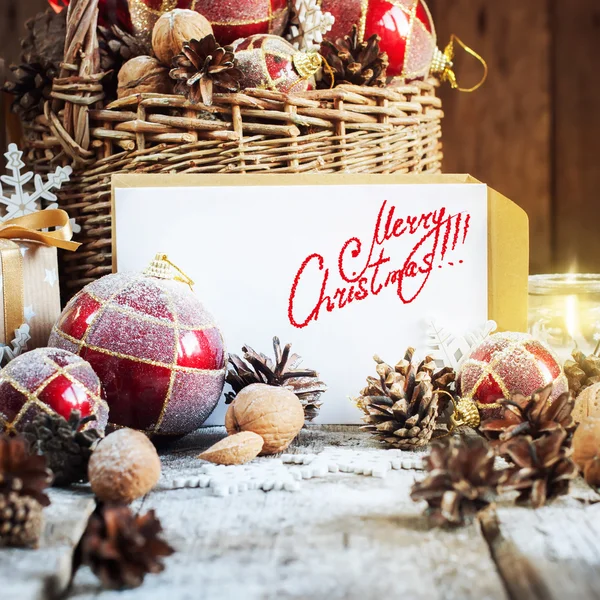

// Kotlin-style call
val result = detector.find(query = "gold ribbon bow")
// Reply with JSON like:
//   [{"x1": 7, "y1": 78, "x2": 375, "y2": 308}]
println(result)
[{"x1": 0, "y1": 209, "x2": 80, "y2": 344}]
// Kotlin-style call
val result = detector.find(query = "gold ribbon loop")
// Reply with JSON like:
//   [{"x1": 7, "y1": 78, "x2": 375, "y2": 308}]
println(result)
[
  {"x1": 431, "y1": 34, "x2": 488, "y2": 93},
  {"x1": 0, "y1": 209, "x2": 80, "y2": 345}
]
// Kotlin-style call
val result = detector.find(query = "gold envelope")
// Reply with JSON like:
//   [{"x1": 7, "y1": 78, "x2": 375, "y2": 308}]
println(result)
[{"x1": 111, "y1": 173, "x2": 529, "y2": 333}]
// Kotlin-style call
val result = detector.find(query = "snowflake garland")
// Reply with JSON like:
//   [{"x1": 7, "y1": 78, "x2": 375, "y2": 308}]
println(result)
[
  {"x1": 286, "y1": 0, "x2": 335, "y2": 51},
  {"x1": 0, "y1": 143, "x2": 72, "y2": 222}
]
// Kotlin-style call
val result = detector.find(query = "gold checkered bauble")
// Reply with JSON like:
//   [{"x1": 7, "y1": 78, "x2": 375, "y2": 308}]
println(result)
[{"x1": 0, "y1": 348, "x2": 108, "y2": 435}]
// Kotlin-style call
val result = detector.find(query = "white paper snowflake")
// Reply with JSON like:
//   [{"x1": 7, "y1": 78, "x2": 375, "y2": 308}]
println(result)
[
  {"x1": 286, "y1": 0, "x2": 335, "y2": 51},
  {"x1": 0, "y1": 143, "x2": 72, "y2": 221},
  {"x1": 0, "y1": 324, "x2": 31, "y2": 366},
  {"x1": 426, "y1": 319, "x2": 497, "y2": 370}
]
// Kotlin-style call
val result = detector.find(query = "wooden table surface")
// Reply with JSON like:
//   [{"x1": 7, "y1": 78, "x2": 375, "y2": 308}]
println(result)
[{"x1": 2, "y1": 425, "x2": 600, "y2": 600}]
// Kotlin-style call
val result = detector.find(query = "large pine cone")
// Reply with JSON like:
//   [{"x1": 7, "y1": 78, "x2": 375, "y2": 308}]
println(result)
[
  {"x1": 356, "y1": 349, "x2": 441, "y2": 449},
  {"x1": 0, "y1": 492, "x2": 43, "y2": 548}
]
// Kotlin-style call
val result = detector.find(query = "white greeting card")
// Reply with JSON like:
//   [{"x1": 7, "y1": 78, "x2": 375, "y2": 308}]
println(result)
[{"x1": 112, "y1": 174, "x2": 527, "y2": 424}]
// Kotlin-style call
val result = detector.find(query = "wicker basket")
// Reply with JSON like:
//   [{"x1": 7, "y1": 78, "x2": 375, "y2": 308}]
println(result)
[{"x1": 22, "y1": 0, "x2": 443, "y2": 299}]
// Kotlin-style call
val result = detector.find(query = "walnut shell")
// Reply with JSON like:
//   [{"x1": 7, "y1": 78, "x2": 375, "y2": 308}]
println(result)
[
  {"x1": 573, "y1": 382, "x2": 600, "y2": 423},
  {"x1": 584, "y1": 456, "x2": 600, "y2": 489},
  {"x1": 199, "y1": 431, "x2": 264, "y2": 465},
  {"x1": 572, "y1": 416, "x2": 600, "y2": 471},
  {"x1": 225, "y1": 384, "x2": 304, "y2": 455},
  {"x1": 152, "y1": 9, "x2": 213, "y2": 65},
  {"x1": 117, "y1": 56, "x2": 172, "y2": 99},
  {"x1": 88, "y1": 429, "x2": 161, "y2": 503}
]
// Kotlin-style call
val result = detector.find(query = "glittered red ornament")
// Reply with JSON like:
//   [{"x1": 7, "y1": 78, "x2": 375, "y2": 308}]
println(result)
[
  {"x1": 233, "y1": 35, "x2": 318, "y2": 93},
  {"x1": 0, "y1": 348, "x2": 108, "y2": 435},
  {"x1": 127, "y1": 0, "x2": 289, "y2": 48},
  {"x1": 458, "y1": 332, "x2": 569, "y2": 421},
  {"x1": 320, "y1": 0, "x2": 436, "y2": 78},
  {"x1": 48, "y1": 0, "x2": 133, "y2": 31},
  {"x1": 48, "y1": 258, "x2": 226, "y2": 438}
]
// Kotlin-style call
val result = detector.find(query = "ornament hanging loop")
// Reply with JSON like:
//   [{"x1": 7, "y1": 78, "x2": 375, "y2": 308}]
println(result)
[
  {"x1": 431, "y1": 34, "x2": 488, "y2": 93},
  {"x1": 144, "y1": 253, "x2": 195, "y2": 290}
]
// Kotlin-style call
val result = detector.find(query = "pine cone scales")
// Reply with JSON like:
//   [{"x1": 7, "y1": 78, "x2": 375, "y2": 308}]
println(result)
[
  {"x1": 500, "y1": 430, "x2": 577, "y2": 508},
  {"x1": 0, "y1": 436, "x2": 52, "y2": 506},
  {"x1": 320, "y1": 25, "x2": 389, "y2": 88},
  {"x1": 75, "y1": 504, "x2": 175, "y2": 590},
  {"x1": 480, "y1": 384, "x2": 575, "y2": 452},
  {"x1": 226, "y1": 337, "x2": 327, "y2": 421},
  {"x1": 411, "y1": 437, "x2": 501, "y2": 526},
  {"x1": 170, "y1": 35, "x2": 242, "y2": 106},
  {"x1": 564, "y1": 346, "x2": 600, "y2": 396},
  {"x1": 357, "y1": 349, "x2": 440, "y2": 449},
  {"x1": 24, "y1": 410, "x2": 102, "y2": 487},
  {"x1": 0, "y1": 492, "x2": 43, "y2": 548}
]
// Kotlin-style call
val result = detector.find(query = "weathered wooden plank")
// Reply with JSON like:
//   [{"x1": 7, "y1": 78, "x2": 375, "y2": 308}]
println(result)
[
  {"x1": 552, "y1": 0, "x2": 600, "y2": 273},
  {"x1": 68, "y1": 427, "x2": 509, "y2": 600},
  {"x1": 428, "y1": 0, "x2": 553, "y2": 274},
  {"x1": 0, "y1": 489, "x2": 94, "y2": 600},
  {"x1": 480, "y1": 502, "x2": 600, "y2": 600}
]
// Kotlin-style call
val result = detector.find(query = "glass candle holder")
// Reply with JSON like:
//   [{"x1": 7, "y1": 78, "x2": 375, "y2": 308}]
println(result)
[{"x1": 528, "y1": 274, "x2": 600, "y2": 363}]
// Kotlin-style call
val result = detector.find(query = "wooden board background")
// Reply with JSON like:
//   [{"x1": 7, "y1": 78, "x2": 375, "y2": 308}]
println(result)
[{"x1": 1, "y1": 0, "x2": 599, "y2": 273}]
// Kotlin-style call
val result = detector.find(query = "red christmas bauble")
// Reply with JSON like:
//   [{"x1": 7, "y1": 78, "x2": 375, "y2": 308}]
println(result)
[
  {"x1": 458, "y1": 332, "x2": 569, "y2": 421},
  {"x1": 0, "y1": 348, "x2": 108, "y2": 434},
  {"x1": 127, "y1": 0, "x2": 289, "y2": 47},
  {"x1": 48, "y1": 0, "x2": 133, "y2": 31},
  {"x1": 320, "y1": 0, "x2": 437, "y2": 78},
  {"x1": 233, "y1": 35, "x2": 316, "y2": 93},
  {"x1": 48, "y1": 265, "x2": 226, "y2": 438}
]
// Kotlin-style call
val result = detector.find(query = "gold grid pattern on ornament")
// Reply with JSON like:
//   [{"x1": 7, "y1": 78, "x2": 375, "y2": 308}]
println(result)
[
  {"x1": 357, "y1": 0, "x2": 436, "y2": 80},
  {"x1": 55, "y1": 275, "x2": 225, "y2": 435},
  {"x1": 0, "y1": 356, "x2": 108, "y2": 434},
  {"x1": 464, "y1": 338, "x2": 561, "y2": 410}
]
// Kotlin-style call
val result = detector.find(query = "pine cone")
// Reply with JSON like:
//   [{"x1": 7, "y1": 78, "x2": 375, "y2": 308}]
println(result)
[
  {"x1": 0, "y1": 492, "x2": 43, "y2": 548},
  {"x1": 23, "y1": 410, "x2": 102, "y2": 487},
  {"x1": 226, "y1": 336, "x2": 327, "y2": 422},
  {"x1": 98, "y1": 24, "x2": 147, "y2": 101},
  {"x1": 480, "y1": 384, "x2": 575, "y2": 454},
  {"x1": 0, "y1": 435, "x2": 51, "y2": 506},
  {"x1": 319, "y1": 25, "x2": 389, "y2": 88},
  {"x1": 74, "y1": 503, "x2": 175, "y2": 590},
  {"x1": 500, "y1": 430, "x2": 578, "y2": 508},
  {"x1": 356, "y1": 349, "x2": 442, "y2": 449},
  {"x1": 564, "y1": 345, "x2": 600, "y2": 396},
  {"x1": 2, "y1": 9, "x2": 66, "y2": 121},
  {"x1": 169, "y1": 35, "x2": 242, "y2": 106},
  {"x1": 410, "y1": 436, "x2": 502, "y2": 526}
]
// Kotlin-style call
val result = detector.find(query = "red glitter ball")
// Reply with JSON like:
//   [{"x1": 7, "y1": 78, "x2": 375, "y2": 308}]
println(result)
[
  {"x1": 458, "y1": 332, "x2": 569, "y2": 421},
  {"x1": 320, "y1": 0, "x2": 437, "y2": 78},
  {"x1": 0, "y1": 348, "x2": 108, "y2": 434},
  {"x1": 233, "y1": 35, "x2": 315, "y2": 93},
  {"x1": 49, "y1": 271, "x2": 226, "y2": 438},
  {"x1": 127, "y1": 0, "x2": 289, "y2": 46}
]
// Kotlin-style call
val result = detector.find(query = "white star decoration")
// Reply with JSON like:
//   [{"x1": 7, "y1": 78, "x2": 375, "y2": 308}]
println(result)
[
  {"x1": 44, "y1": 268, "x2": 58, "y2": 287},
  {"x1": 24, "y1": 306, "x2": 36, "y2": 322}
]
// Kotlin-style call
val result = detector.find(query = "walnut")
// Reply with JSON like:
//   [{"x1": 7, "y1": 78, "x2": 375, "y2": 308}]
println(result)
[
  {"x1": 199, "y1": 432, "x2": 264, "y2": 465},
  {"x1": 117, "y1": 56, "x2": 172, "y2": 99},
  {"x1": 152, "y1": 9, "x2": 213, "y2": 65},
  {"x1": 88, "y1": 429, "x2": 161, "y2": 503},
  {"x1": 573, "y1": 382, "x2": 600, "y2": 423},
  {"x1": 225, "y1": 384, "x2": 304, "y2": 455},
  {"x1": 572, "y1": 416, "x2": 600, "y2": 472}
]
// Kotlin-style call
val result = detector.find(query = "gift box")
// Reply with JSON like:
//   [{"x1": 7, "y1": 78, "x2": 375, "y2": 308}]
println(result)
[{"x1": 0, "y1": 211, "x2": 79, "y2": 362}]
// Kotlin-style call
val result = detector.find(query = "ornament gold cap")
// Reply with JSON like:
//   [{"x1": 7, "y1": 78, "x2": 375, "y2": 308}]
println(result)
[
  {"x1": 293, "y1": 51, "x2": 323, "y2": 79},
  {"x1": 431, "y1": 35, "x2": 488, "y2": 93},
  {"x1": 144, "y1": 253, "x2": 194, "y2": 290}
]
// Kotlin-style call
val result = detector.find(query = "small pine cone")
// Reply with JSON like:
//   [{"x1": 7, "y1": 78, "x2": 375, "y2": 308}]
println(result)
[
  {"x1": 226, "y1": 336, "x2": 327, "y2": 422},
  {"x1": 24, "y1": 410, "x2": 102, "y2": 487},
  {"x1": 74, "y1": 503, "x2": 175, "y2": 590},
  {"x1": 0, "y1": 492, "x2": 43, "y2": 548},
  {"x1": 564, "y1": 346, "x2": 600, "y2": 396}
]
